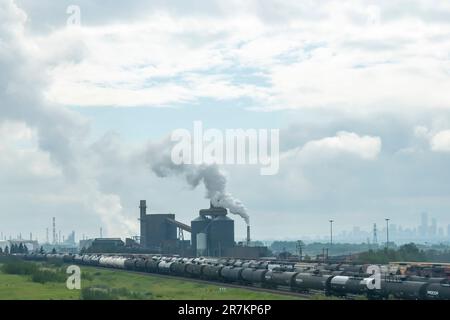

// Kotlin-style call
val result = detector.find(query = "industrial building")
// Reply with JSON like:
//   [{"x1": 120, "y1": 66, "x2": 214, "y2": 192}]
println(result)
[
  {"x1": 191, "y1": 203, "x2": 235, "y2": 257},
  {"x1": 138, "y1": 200, "x2": 269, "y2": 258},
  {"x1": 139, "y1": 200, "x2": 235, "y2": 256},
  {"x1": 139, "y1": 200, "x2": 191, "y2": 253}
]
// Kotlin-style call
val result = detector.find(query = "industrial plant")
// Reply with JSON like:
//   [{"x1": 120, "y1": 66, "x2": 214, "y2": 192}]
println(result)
[
  {"x1": 138, "y1": 200, "x2": 268, "y2": 258},
  {"x1": 0, "y1": 200, "x2": 268, "y2": 259}
]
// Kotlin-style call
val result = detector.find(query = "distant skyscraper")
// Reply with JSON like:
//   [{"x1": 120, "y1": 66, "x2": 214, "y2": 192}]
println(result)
[
  {"x1": 430, "y1": 218, "x2": 437, "y2": 237},
  {"x1": 420, "y1": 212, "x2": 428, "y2": 237}
]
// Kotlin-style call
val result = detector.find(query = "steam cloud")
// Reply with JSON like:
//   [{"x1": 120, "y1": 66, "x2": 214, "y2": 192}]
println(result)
[
  {"x1": 145, "y1": 137, "x2": 250, "y2": 225},
  {"x1": 0, "y1": 0, "x2": 137, "y2": 237}
]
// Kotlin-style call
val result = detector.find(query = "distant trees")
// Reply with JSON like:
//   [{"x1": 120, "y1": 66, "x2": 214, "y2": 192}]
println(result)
[
  {"x1": 4, "y1": 243, "x2": 30, "y2": 254},
  {"x1": 355, "y1": 243, "x2": 439, "y2": 264}
]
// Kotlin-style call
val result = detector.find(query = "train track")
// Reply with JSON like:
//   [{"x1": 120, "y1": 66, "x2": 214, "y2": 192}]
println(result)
[{"x1": 84, "y1": 265, "x2": 318, "y2": 299}]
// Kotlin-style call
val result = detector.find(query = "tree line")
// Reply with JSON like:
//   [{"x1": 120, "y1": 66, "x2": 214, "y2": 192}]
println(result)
[{"x1": 0, "y1": 243, "x2": 29, "y2": 254}]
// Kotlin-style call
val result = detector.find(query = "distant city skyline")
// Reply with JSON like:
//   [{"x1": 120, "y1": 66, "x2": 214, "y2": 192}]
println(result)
[
  {"x1": 2, "y1": 211, "x2": 450, "y2": 246},
  {"x1": 242, "y1": 212, "x2": 450, "y2": 244}
]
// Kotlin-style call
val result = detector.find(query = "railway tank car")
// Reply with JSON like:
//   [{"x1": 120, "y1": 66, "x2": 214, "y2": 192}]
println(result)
[
  {"x1": 146, "y1": 259, "x2": 160, "y2": 273},
  {"x1": 425, "y1": 283, "x2": 450, "y2": 300},
  {"x1": 293, "y1": 273, "x2": 334, "y2": 293},
  {"x1": 221, "y1": 266, "x2": 244, "y2": 283},
  {"x1": 124, "y1": 258, "x2": 137, "y2": 270},
  {"x1": 171, "y1": 262, "x2": 188, "y2": 275},
  {"x1": 134, "y1": 258, "x2": 148, "y2": 272},
  {"x1": 329, "y1": 276, "x2": 369, "y2": 296},
  {"x1": 157, "y1": 261, "x2": 174, "y2": 274},
  {"x1": 185, "y1": 263, "x2": 205, "y2": 278},
  {"x1": 73, "y1": 254, "x2": 83, "y2": 264},
  {"x1": 202, "y1": 265, "x2": 224, "y2": 281},
  {"x1": 264, "y1": 271, "x2": 298, "y2": 289},
  {"x1": 241, "y1": 268, "x2": 268, "y2": 285},
  {"x1": 63, "y1": 254, "x2": 75, "y2": 263},
  {"x1": 375, "y1": 280, "x2": 428, "y2": 300}
]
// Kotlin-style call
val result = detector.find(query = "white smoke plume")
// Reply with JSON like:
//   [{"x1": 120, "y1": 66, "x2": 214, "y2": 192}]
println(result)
[
  {"x1": 145, "y1": 137, "x2": 250, "y2": 225},
  {"x1": 0, "y1": 0, "x2": 137, "y2": 237}
]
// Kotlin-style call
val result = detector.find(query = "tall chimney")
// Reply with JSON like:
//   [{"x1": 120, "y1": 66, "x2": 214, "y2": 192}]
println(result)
[
  {"x1": 52, "y1": 217, "x2": 56, "y2": 245},
  {"x1": 139, "y1": 200, "x2": 147, "y2": 247},
  {"x1": 246, "y1": 225, "x2": 251, "y2": 246}
]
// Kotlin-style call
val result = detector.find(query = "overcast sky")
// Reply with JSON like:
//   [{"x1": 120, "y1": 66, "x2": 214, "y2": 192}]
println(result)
[{"x1": 1, "y1": 0, "x2": 450, "y2": 242}]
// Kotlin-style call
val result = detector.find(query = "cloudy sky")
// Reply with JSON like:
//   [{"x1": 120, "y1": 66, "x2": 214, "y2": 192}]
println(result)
[{"x1": 1, "y1": 0, "x2": 450, "y2": 242}]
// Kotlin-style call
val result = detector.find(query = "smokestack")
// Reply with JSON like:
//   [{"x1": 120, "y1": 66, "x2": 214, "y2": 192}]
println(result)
[
  {"x1": 100, "y1": 227, "x2": 103, "y2": 238},
  {"x1": 140, "y1": 200, "x2": 147, "y2": 217},
  {"x1": 139, "y1": 200, "x2": 147, "y2": 247},
  {"x1": 246, "y1": 225, "x2": 251, "y2": 246}
]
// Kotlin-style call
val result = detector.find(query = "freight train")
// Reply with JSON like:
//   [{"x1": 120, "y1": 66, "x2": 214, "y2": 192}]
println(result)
[{"x1": 22, "y1": 253, "x2": 450, "y2": 300}]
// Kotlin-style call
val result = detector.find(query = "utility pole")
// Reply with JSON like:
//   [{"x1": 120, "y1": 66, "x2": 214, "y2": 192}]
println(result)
[
  {"x1": 385, "y1": 218, "x2": 390, "y2": 249},
  {"x1": 329, "y1": 219, "x2": 334, "y2": 247},
  {"x1": 373, "y1": 223, "x2": 378, "y2": 246},
  {"x1": 296, "y1": 240, "x2": 304, "y2": 261},
  {"x1": 52, "y1": 217, "x2": 56, "y2": 245}
]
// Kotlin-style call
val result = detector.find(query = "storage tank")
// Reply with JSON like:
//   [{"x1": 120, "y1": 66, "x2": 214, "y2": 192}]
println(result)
[
  {"x1": 191, "y1": 215, "x2": 211, "y2": 256},
  {"x1": 209, "y1": 215, "x2": 234, "y2": 257},
  {"x1": 196, "y1": 233, "x2": 207, "y2": 256}
]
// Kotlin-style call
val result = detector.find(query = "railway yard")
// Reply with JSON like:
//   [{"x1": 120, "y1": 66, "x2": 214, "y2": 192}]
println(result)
[{"x1": 21, "y1": 253, "x2": 450, "y2": 300}]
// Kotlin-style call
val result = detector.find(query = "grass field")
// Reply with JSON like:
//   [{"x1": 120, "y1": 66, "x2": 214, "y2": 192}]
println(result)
[{"x1": 0, "y1": 262, "x2": 308, "y2": 300}]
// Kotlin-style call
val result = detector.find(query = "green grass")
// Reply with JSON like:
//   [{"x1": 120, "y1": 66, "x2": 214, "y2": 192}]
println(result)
[
  {"x1": 0, "y1": 263, "x2": 306, "y2": 300},
  {"x1": 0, "y1": 272, "x2": 80, "y2": 300}
]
